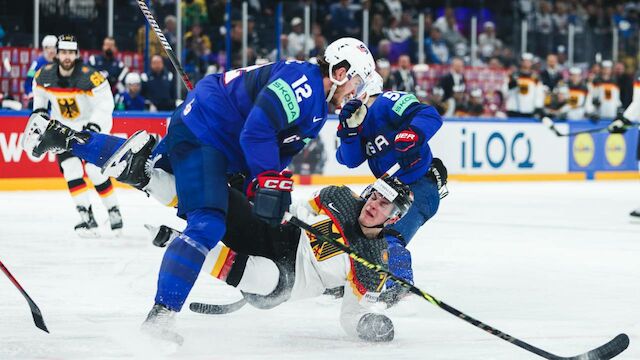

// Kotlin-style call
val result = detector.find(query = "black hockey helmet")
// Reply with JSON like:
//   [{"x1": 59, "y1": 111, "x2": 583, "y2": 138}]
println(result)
[
  {"x1": 361, "y1": 176, "x2": 413, "y2": 219},
  {"x1": 57, "y1": 34, "x2": 79, "y2": 54}
]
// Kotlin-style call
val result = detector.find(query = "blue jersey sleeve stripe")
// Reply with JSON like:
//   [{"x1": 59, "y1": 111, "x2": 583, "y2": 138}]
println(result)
[
  {"x1": 243, "y1": 64, "x2": 274, "y2": 102},
  {"x1": 254, "y1": 89, "x2": 288, "y2": 130}
]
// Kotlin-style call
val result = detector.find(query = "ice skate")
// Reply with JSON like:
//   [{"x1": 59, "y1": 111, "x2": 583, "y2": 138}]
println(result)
[
  {"x1": 108, "y1": 206, "x2": 123, "y2": 236},
  {"x1": 101, "y1": 130, "x2": 156, "y2": 189},
  {"x1": 630, "y1": 208, "x2": 640, "y2": 223},
  {"x1": 23, "y1": 113, "x2": 89, "y2": 157},
  {"x1": 145, "y1": 224, "x2": 181, "y2": 247},
  {"x1": 74, "y1": 205, "x2": 99, "y2": 238},
  {"x1": 140, "y1": 304, "x2": 184, "y2": 346}
]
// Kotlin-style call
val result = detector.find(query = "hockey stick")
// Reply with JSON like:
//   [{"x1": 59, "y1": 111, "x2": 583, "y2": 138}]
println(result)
[
  {"x1": 285, "y1": 214, "x2": 629, "y2": 360},
  {"x1": 189, "y1": 299, "x2": 248, "y2": 315},
  {"x1": 136, "y1": 0, "x2": 194, "y2": 91},
  {"x1": 541, "y1": 116, "x2": 639, "y2": 137},
  {"x1": 0, "y1": 259, "x2": 49, "y2": 333}
]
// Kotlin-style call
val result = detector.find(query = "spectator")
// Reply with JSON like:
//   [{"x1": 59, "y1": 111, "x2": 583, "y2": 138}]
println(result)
[
  {"x1": 385, "y1": 15, "x2": 413, "y2": 63},
  {"x1": 89, "y1": 37, "x2": 129, "y2": 95},
  {"x1": 24, "y1": 35, "x2": 57, "y2": 102},
  {"x1": 551, "y1": 1, "x2": 569, "y2": 48},
  {"x1": 377, "y1": 39, "x2": 392, "y2": 61},
  {"x1": 444, "y1": 83, "x2": 466, "y2": 117},
  {"x1": 435, "y1": 6, "x2": 467, "y2": 50},
  {"x1": 376, "y1": 59, "x2": 394, "y2": 91},
  {"x1": 390, "y1": 55, "x2": 417, "y2": 92},
  {"x1": 115, "y1": 72, "x2": 146, "y2": 111},
  {"x1": 614, "y1": 61, "x2": 633, "y2": 108},
  {"x1": 327, "y1": 0, "x2": 361, "y2": 40},
  {"x1": 185, "y1": 23, "x2": 212, "y2": 77},
  {"x1": 182, "y1": 0, "x2": 208, "y2": 29},
  {"x1": 478, "y1": 22, "x2": 503, "y2": 60},
  {"x1": 268, "y1": 35, "x2": 293, "y2": 61},
  {"x1": 540, "y1": 54, "x2": 563, "y2": 93},
  {"x1": 467, "y1": 88, "x2": 486, "y2": 117},
  {"x1": 369, "y1": 14, "x2": 386, "y2": 57},
  {"x1": 164, "y1": 15, "x2": 178, "y2": 50},
  {"x1": 425, "y1": 27, "x2": 450, "y2": 64},
  {"x1": 136, "y1": 25, "x2": 164, "y2": 60},
  {"x1": 427, "y1": 86, "x2": 447, "y2": 115},
  {"x1": 437, "y1": 57, "x2": 466, "y2": 102},
  {"x1": 287, "y1": 17, "x2": 313, "y2": 59},
  {"x1": 308, "y1": 34, "x2": 327, "y2": 58},
  {"x1": 488, "y1": 56, "x2": 504, "y2": 70},
  {"x1": 141, "y1": 55, "x2": 176, "y2": 111},
  {"x1": 534, "y1": 1, "x2": 554, "y2": 57}
]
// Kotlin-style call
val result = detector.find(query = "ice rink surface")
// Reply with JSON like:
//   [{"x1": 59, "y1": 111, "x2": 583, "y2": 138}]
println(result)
[{"x1": 0, "y1": 181, "x2": 638, "y2": 360}]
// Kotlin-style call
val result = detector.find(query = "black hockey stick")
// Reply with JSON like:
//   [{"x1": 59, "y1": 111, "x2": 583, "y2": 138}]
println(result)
[
  {"x1": 285, "y1": 214, "x2": 629, "y2": 360},
  {"x1": 189, "y1": 299, "x2": 248, "y2": 315},
  {"x1": 541, "y1": 116, "x2": 639, "y2": 137},
  {"x1": 136, "y1": 0, "x2": 194, "y2": 91},
  {"x1": 0, "y1": 259, "x2": 49, "y2": 333}
]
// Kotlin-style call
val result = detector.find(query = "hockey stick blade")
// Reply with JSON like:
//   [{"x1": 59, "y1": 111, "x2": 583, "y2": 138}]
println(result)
[
  {"x1": 556, "y1": 333, "x2": 629, "y2": 360},
  {"x1": 189, "y1": 299, "x2": 247, "y2": 315},
  {"x1": 0, "y1": 260, "x2": 49, "y2": 333}
]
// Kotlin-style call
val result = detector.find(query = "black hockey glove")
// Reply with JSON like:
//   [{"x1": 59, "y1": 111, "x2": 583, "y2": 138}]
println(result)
[
  {"x1": 247, "y1": 170, "x2": 293, "y2": 227},
  {"x1": 608, "y1": 116, "x2": 632, "y2": 134},
  {"x1": 356, "y1": 313, "x2": 394, "y2": 342},
  {"x1": 588, "y1": 112, "x2": 600, "y2": 123}
]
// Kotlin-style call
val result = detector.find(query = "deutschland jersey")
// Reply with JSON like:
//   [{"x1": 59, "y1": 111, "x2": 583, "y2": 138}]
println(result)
[{"x1": 33, "y1": 61, "x2": 115, "y2": 133}]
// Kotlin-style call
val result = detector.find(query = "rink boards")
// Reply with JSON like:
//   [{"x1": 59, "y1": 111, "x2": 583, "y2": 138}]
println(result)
[{"x1": 0, "y1": 111, "x2": 638, "y2": 190}]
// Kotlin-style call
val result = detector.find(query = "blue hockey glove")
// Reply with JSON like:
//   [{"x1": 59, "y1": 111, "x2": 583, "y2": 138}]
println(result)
[
  {"x1": 247, "y1": 170, "x2": 293, "y2": 227},
  {"x1": 337, "y1": 99, "x2": 367, "y2": 138},
  {"x1": 394, "y1": 127, "x2": 424, "y2": 169}
]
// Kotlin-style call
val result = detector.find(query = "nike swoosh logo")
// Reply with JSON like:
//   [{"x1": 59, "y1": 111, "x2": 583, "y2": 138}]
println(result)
[
  {"x1": 327, "y1": 202, "x2": 340, "y2": 214},
  {"x1": 313, "y1": 116, "x2": 323, "y2": 123},
  {"x1": 43, "y1": 83, "x2": 51, "y2": 87}
]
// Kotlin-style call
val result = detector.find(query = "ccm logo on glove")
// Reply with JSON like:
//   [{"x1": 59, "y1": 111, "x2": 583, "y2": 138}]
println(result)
[{"x1": 260, "y1": 178, "x2": 293, "y2": 191}]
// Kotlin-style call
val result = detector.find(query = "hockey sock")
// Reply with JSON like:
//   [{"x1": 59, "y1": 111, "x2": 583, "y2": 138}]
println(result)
[
  {"x1": 67, "y1": 178, "x2": 91, "y2": 208},
  {"x1": 71, "y1": 132, "x2": 126, "y2": 168},
  {"x1": 154, "y1": 208, "x2": 226, "y2": 311},
  {"x1": 203, "y1": 243, "x2": 279, "y2": 295},
  {"x1": 94, "y1": 179, "x2": 118, "y2": 209}
]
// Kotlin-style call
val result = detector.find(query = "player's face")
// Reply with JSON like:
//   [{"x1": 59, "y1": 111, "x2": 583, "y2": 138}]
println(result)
[
  {"x1": 330, "y1": 73, "x2": 365, "y2": 107},
  {"x1": 43, "y1": 46, "x2": 56, "y2": 62},
  {"x1": 58, "y1": 50, "x2": 78, "y2": 71},
  {"x1": 359, "y1": 191, "x2": 395, "y2": 227}
]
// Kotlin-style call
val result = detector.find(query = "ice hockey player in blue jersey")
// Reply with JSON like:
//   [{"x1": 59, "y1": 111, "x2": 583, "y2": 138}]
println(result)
[
  {"x1": 23, "y1": 37, "x2": 375, "y2": 343},
  {"x1": 336, "y1": 72, "x2": 446, "y2": 304},
  {"x1": 23, "y1": 35, "x2": 57, "y2": 101}
]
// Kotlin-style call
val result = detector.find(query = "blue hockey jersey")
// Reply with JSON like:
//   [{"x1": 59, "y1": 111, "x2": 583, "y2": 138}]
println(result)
[
  {"x1": 180, "y1": 61, "x2": 328, "y2": 177},
  {"x1": 336, "y1": 91, "x2": 443, "y2": 184},
  {"x1": 24, "y1": 55, "x2": 51, "y2": 96}
]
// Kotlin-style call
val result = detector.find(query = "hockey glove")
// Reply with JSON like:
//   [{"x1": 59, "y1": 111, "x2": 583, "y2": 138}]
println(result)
[
  {"x1": 394, "y1": 127, "x2": 424, "y2": 169},
  {"x1": 378, "y1": 285, "x2": 410, "y2": 309},
  {"x1": 337, "y1": 99, "x2": 367, "y2": 138},
  {"x1": 588, "y1": 112, "x2": 600, "y2": 123},
  {"x1": 608, "y1": 116, "x2": 632, "y2": 134},
  {"x1": 247, "y1": 170, "x2": 293, "y2": 227},
  {"x1": 356, "y1": 313, "x2": 394, "y2": 342}
]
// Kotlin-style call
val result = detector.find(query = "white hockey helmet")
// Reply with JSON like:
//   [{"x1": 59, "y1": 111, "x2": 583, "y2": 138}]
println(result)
[
  {"x1": 323, "y1": 37, "x2": 375, "y2": 102},
  {"x1": 362, "y1": 71, "x2": 384, "y2": 97},
  {"x1": 57, "y1": 34, "x2": 79, "y2": 53},
  {"x1": 125, "y1": 72, "x2": 141, "y2": 85},
  {"x1": 42, "y1": 35, "x2": 58, "y2": 48}
]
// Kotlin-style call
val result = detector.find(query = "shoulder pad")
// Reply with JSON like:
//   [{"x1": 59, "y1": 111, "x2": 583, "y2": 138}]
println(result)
[
  {"x1": 77, "y1": 65, "x2": 107, "y2": 90},
  {"x1": 34, "y1": 65, "x2": 57, "y2": 84}
]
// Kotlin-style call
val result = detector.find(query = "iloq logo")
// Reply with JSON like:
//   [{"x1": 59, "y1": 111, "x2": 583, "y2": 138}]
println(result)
[
  {"x1": 605, "y1": 134, "x2": 626, "y2": 167},
  {"x1": 572, "y1": 133, "x2": 594, "y2": 167},
  {"x1": 460, "y1": 128, "x2": 533, "y2": 169}
]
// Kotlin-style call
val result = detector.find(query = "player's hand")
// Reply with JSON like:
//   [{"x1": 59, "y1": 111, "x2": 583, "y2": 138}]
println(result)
[
  {"x1": 83, "y1": 122, "x2": 101, "y2": 133},
  {"x1": 356, "y1": 313, "x2": 394, "y2": 342},
  {"x1": 588, "y1": 112, "x2": 600, "y2": 123},
  {"x1": 608, "y1": 116, "x2": 632, "y2": 134},
  {"x1": 337, "y1": 99, "x2": 367, "y2": 138},
  {"x1": 378, "y1": 285, "x2": 410, "y2": 309},
  {"x1": 247, "y1": 170, "x2": 293, "y2": 226},
  {"x1": 394, "y1": 127, "x2": 424, "y2": 169}
]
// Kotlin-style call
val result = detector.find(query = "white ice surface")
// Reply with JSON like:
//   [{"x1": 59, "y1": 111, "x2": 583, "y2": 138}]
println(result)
[{"x1": 0, "y1": 181, "x2": 638, "y2": 360}]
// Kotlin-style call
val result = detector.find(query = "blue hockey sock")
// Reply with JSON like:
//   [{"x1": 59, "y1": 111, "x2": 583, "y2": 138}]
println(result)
[
  {"x1": 71, "y1": 132, "x2": 126, "y2": 168},
  {"x1": 154, "y1": 209, "x2": 226, "y2": 311}
]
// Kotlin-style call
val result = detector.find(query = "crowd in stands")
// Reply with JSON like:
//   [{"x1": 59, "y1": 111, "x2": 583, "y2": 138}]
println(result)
[{"x1": 2, "y1": 0, "x2": 640, "y2": 120}]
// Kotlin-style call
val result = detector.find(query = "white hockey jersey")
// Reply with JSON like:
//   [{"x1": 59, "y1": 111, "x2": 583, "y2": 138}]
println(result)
[
  {"x1": 202, "y1": 186, "x2": 389, "y2": 339},
  {"x1": 559, "y1": 83, "x2": 589, "y2": 120},
  {"x1": 585, "y1": 77, "x2": 621, "y2": 119},
  {"x1": 622, "y1": 74, "x2": 640, "y2": 120},
  {"x1": 503, "y1": 71, "x2": 545, "y2": 115},
  {"x1": 32, "y1": 62, "x2": 115, "y2": 133}
]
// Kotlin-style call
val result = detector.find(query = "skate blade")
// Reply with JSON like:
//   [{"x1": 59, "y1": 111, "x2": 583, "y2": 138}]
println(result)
[
  {"x1": 112, "y1": 228, "x2": 123, "y2": 237},
  {"x1": 75, "y1": 228, "x2": 101, "y2": 238},
  {"x1": 141, "y1": 324, "x2": 184, "y2": 346},
  {"x1": 101, "y1": 130, "x2": 150, "y2": 177}
]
